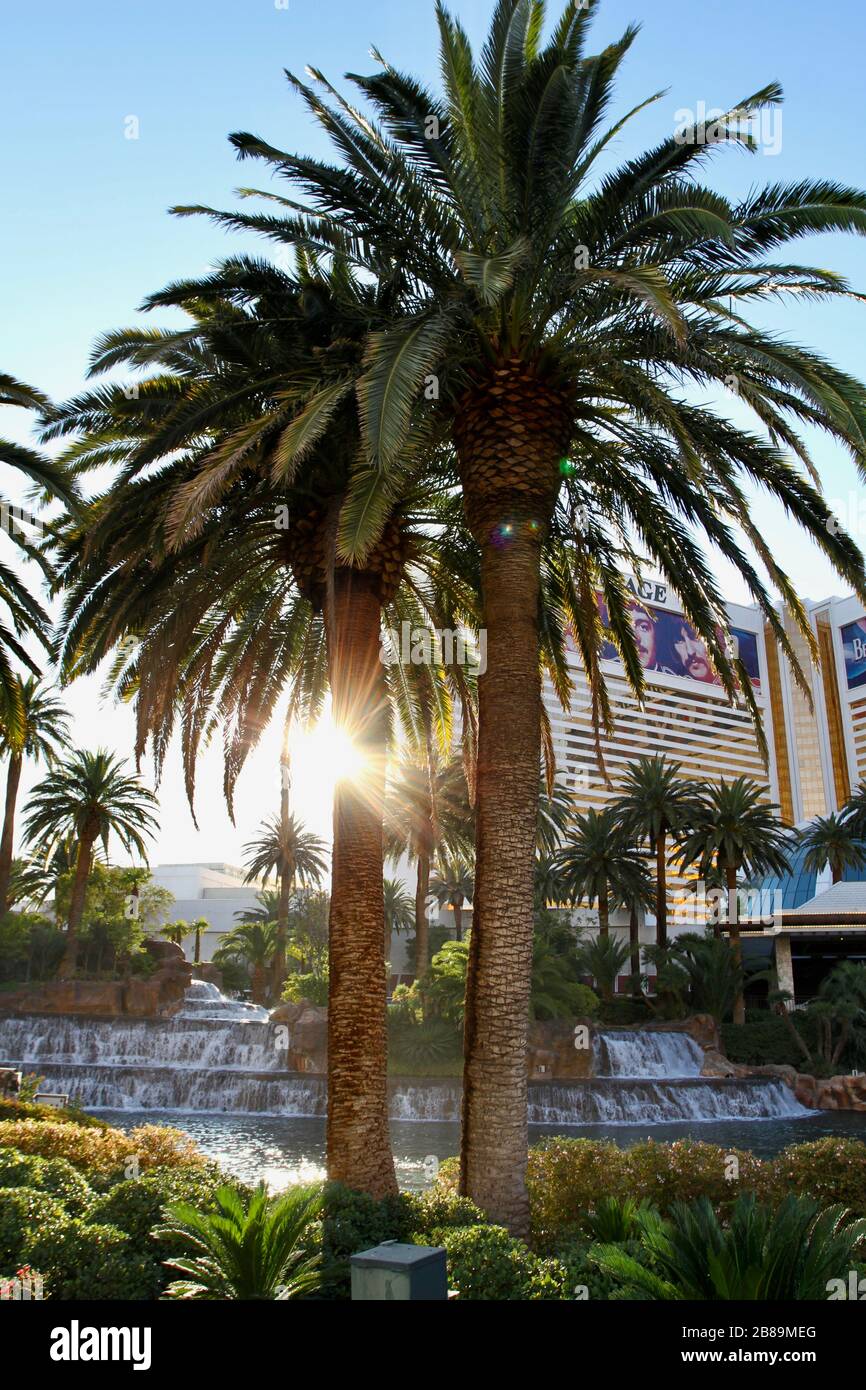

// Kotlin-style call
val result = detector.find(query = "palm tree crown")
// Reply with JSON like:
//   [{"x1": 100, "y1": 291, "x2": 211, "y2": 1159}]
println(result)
[
  {"x1": 797, "y1": 813, "x2": 866, "y2": 884},
  {"x1": 22, "y1": 748, "x2": 158, "y2": 863},
  {"x1": 242, "y1": 814, "x2": 328, "y2": 891}
]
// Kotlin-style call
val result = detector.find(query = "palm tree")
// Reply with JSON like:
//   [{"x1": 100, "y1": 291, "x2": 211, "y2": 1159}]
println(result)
[
  {"x1": 240, "y1": 0, "x2": 866, "y2": 1230},
  {"x1": 160, "y1": 919, "x2": 192, "y2": 950},
  {"x1": 235, "y1": 888, "x2": 282, "y2": 926},
  {"x1": 383, "y1": 875, "x2": 415, "y2": 965},
  {"x1": 574, "y1": 934, "x2": 631, "y2": 1006},
  {"x1": 213, "y1": 921, "x2": 280, "y2": 1005},
  {"x1": 156, "y1": 1183, "x2": 324, "y2": 1300},
  {"x1": 190, "y1": 916, "x2": 209, "y2": 965},
  {"x1": 0, "y1": 375, "x2": 79, "y2": 724},
  {"x1": 48, "y1": 254, "x2": 478, "y2": 1200},
  {"x1": 0, "y1": 678, "x2": 70, "y2": 915},
  {"x1": 21, "y1": 749, "x2": 158, "y2": 979},
  {"x1": 677, "y1": 777, "x2": 792, "y2": 1023},
  {"x1": 429, "y1": 855, "x2": 474, "y2": 942},
  {"x1": 613, "y1": 756, "x2": 701, "y2": 949},
  {"x1": 557, "y1": 807, "x2": 649, "y2": 937},
  {"x1": 384, "y1": 754, "x2": 472, "y2": 979},
  {"x1": 243, "y1": 813, "x2": 327, "y2": 993},
  {"x1": 798, "y1": 813, "x2": 866, "y2": 884}
]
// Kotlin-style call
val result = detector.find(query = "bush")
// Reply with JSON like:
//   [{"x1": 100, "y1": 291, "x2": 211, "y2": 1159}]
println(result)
[
  {"x1": 624, "y1": 1139, "x2": 771, "y2": 1216},
  {"x1": 281, "y1": 973, "x2": 328, "y2": 1006},
  {"x1": 0, "y1": 1119, "x2": 205, "y2": 1179},
  {"x1": 0, "y1": 1149, "x2": 94, "y2": 1216},
  {"x1": 722, "y1": 1014, "x2": 822, "y2": 1069},
  {"x1": 556, "y1": 1236, "x2": 647, "y2": 1301},
  {"x1": 87, "y1": 1164, "x2": 233, "y2": 1244},
  {"x1": 772, "y1": 1139, "x2": 866, "y2": 1215},
  {"x1": 24, "y1": 1217, "x2": 153, "y2": 1300},
  {"x1": 527, "y1": 1138, "x2": 630, "y2": 1245},
  {"x1": 0, "y1": 1187, "x2": 65, "y2": 1269},
  {"x1": 0, "y1": 1097, "x2": 108, "y2": 1128},
  {"x1": 425, "y1": 1224, "x2": 568, "y2": 1300},
  {"x1": 388, "y1": 1017, "x2": 463, "y2": 1075}
]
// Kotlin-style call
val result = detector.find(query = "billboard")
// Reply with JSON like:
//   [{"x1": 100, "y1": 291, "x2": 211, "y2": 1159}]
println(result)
[
  {"x1": 591, "y1": 595, "x2": 762, "y2": 693},
  {"x1": 841, "y1": 618, "x2": 866, "y2": 690}
]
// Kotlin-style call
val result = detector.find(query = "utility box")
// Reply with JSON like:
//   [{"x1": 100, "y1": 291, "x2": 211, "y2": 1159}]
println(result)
[{"x1": 350, "y1": 1241, "x2": 448, "y2": 1301}]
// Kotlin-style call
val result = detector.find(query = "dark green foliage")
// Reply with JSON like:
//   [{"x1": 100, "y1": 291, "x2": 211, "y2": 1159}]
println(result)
[
  {"x1": 0, "y1": 1150, "x2": 93, "y2": 1216},
  {"x1": 722, "y1": 1013, "x2": 822, "y2": 1069},
  {"x1": 24, "y1": 1216, "x2": 153, "y2": 1300},
  {"x1": 424, "y1": 1224, "x2": 568, "y2": 1301},
  {"x1": 0, "y1": 1186, "x2": 64, "y2": 1269}
]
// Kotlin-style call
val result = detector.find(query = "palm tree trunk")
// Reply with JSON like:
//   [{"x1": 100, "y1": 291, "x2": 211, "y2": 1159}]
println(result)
[
  {"x1": 655, "y1": 832, "x2": 667, "y2": 949},
  {"x1": 453, "y1": 899, "x2": 463, "y2": 942},
  {"x1": 629, "y1": 904, "x2": 641, "y2": 981},
  {"x1": 598, "y1": 885, "x2": 610, "y2": 937},
  {"x1": 414, "y1": 853, "x2": 430, "y2": 981},
  {"x1": 58, "y1": 831, "x2": 95, "y2": 980},
  {"x1": 456, "y1": 374, "x2": 567, "y2": 1236},
  {"x1": 726, "y1": 864, "x2": 745, "y2": 1025},
  {"x1": 326, "y1": 567, "x2": 396, "y2": 1199},
  {"x1": 0, "y1": 753, "x2": 22, "y2": 916},
  {"x1": 251, "y1": 962, "x2": 268, "y2": 1005}
]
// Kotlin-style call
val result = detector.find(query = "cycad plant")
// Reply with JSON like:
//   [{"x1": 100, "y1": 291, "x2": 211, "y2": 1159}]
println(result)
[
  {"x1": 0, "y1": 678, "x2": 70, "y2": 915},
  {"x1": 592, "y1": 1193, "x2": 866, "y2": 1300},
  {"x1": 156, "y1": 1183, "x2": 324, "y2": 1300},
  {"x1": 22, "y1": 749, "x2": 158, "y2": 978},
  {"x1": 677, "y1": 777, "x2": 791, "y2": 1022},
  {"x1": 797, "y1": 813, "x2": 866, "y2": 885},
  {"x1": 225, "y1": 0, "x2": 866, "y2": 1229}
]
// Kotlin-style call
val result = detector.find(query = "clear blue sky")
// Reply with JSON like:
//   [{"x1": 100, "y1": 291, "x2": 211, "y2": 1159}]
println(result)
[{"x1": 1, "y1": 0, "x2": 865, "y2": 862}]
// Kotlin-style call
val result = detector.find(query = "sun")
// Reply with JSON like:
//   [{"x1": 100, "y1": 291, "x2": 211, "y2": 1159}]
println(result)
[{"x1": 286, "y1": 707, "x2": 369, "y2": 838}]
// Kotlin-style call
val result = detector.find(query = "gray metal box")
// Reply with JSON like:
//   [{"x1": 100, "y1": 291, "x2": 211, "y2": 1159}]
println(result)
[{"x1": 350, "y1": 1241, "x2": 448, "y2": 1300}]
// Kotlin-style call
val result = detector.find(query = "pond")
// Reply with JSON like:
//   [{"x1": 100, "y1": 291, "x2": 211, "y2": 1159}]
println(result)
[{"x1": 102, "y1": 1109, "x2": 866, "y2": 1192}]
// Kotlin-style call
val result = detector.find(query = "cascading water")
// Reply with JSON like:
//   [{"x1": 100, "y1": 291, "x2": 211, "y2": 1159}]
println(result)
[{"x1": 0, "y1": 987, "x2": 810, "y2": 1124}]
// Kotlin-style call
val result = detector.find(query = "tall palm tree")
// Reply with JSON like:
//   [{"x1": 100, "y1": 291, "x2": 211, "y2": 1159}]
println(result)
[
  {"x1": 677, "y1": 777, "x2": 792, "y2": 1023},
  {"x1": 243, "y1": 813, "x2": 328, "y2": 993},
  {"x1": 613, "y1": 756, "x2": 702, "y2": 949},
  {"x1": 429, "y1": 855, "x2": 474, "y2": 941},
  {"x1": 47, "y1": 265, "x2": 476, "y2": 1200},
  {"x1": 799, "y1": 812, "x2": 866, "y2": 884},
  {"x1": 383, "y1": 754, "x2": 472, "y2": 979},
  {"x1": 235, "y1": 888, "x2": 282, "y2": 926},
  {"x1": 233, "y1": 0, "x2": 866, "y2": 1229},
  {"x1": 21, "y1": 749, "x2": 158, "y2": 979},
  {"x1": 383, "y1": 875, "x2": 415, "y2": 965},
  {"x1": 0, "y1": 677, "x2": 70, "y2": 914},
  {"x1": 556, "y1": 806, "x2": 649, "y2": 936}
]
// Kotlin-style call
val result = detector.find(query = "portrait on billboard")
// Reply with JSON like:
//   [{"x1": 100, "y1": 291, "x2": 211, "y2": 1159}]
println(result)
[{"x1": 595, "y1": 595, "x2": 762, "y2": 693}]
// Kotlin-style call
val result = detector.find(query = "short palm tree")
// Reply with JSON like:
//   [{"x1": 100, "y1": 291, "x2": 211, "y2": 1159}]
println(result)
[
  {"x1": 0, "y1": 677, "x2": 70, "y2": 914},
  {"x1": 243, "y1": 813, "x2": 327, "y2": 993},
  {"x1": 213, "y1": 921, "x2": 280, "y2": 1005},
  {"x1": 677, "y1": 777, "x2": 792, "y2": 1022},
  {"x1": 798, "y1": 812, "x2": 866, "y2": 884},
  {"x1": 429, "y1": 855, "x2": 474, "y2": 942},
  {"x1": 557, "y1": 807, "x2": 649, "y2": 936},
  {"x1": 574, "y1": 933, "x2": 631, "y2": 1006},
  {"x1": 22, "y1": 749, "x2": 158, "y2": 978},
  {"x1": 613, "y1": 756, "x2": 701, "y2": 949},
  {"x1": 190, "y1": 916, "x2": 209, "y2": 965},
  {"x1": 156, "y1": 1183, "x2": 324, "y2": 1300},
  {"x1": 235, "y1": 888, "x2": 281, "y2": 926},
  {"x1": 383, "y1": 875, "x2": 415, "y2": 965},
  {"x1": 160, "y1": 920, "x2": 191, "y2": 950},
  {"x1": 230, "y1": 0, "x2": 866, "y2": 1232}
]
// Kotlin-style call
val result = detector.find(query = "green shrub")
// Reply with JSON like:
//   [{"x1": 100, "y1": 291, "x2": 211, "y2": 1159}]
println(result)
[
  {"x1": 772, "y1": 1139, "x2": 866, "y2": 1215},
  {"x1": 388, "y1": 1017, "x2": 463, "y2": 1074},
  {"x1": 556, "y1": 1236, "x2": 647, "y2": 1301},
  {"x1": 0, "y1": 1118, "x2": 204, "y2": 1177},
  {"x1": 624, "y1": 1139, "x2": 771, "y2": 1215},
  {"x1": 527, "y1": 1138, "x2": 630, "y2": 1245},
  {"x1": 24, "y1": 1217, "x2": 153, "y2": 1300},
  {"x1": 425, "y1": 1224, "x2": 568, "y2": 1300},
  {"x1": 281, "y1": 973, "x2": 328, "y2": 1006},
  {"x1": 0, "y1": 1187, "x2": 65, "y2": 1269},
  {"x1": 721, "y1": 1014, "x2": 823, "y2": 1070},
  {"x1": 0, "y1": 1149, "x2": 93, "y2": 1216}
]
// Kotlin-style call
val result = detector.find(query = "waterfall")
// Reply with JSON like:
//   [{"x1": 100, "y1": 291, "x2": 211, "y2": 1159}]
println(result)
[
  {"x1": 0, "y1": 987, "x2": 811, "y2": 1124},
  {"x1": 594, "y1": 1029, "x2": 704, "y2": 1079}
]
